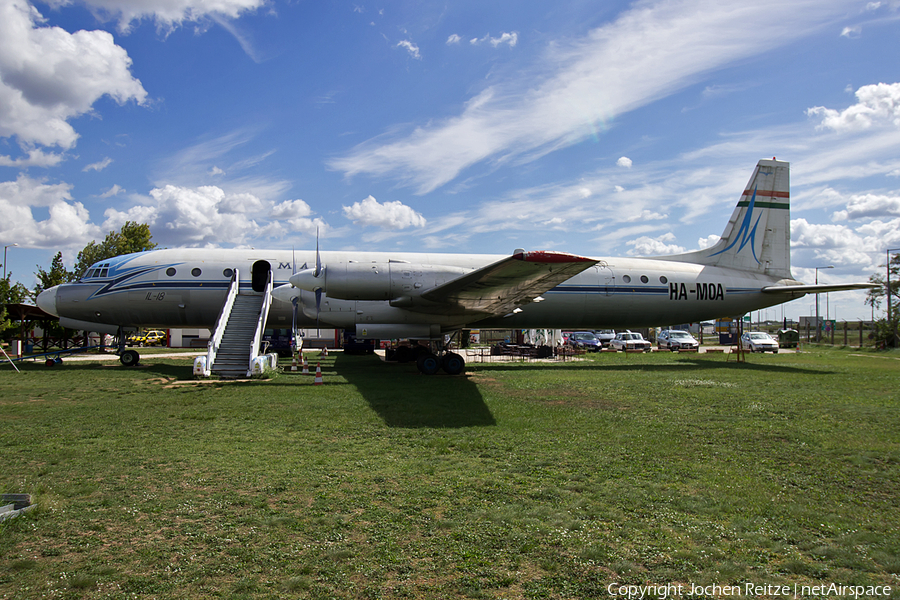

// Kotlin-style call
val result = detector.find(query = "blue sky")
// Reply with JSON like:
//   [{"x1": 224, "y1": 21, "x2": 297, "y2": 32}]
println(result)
[{"x1": 2, "y1": 0, "x2": 899, "y2": 321}]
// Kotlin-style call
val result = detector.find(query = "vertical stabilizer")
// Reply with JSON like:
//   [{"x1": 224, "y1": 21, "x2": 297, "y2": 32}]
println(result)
[{"x1": 659, "y1": 159, "x2": 792, "y2": 278}]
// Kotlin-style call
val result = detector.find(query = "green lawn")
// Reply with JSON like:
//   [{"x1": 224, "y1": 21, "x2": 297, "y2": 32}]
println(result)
[{"x1": 1, "y1": 348, "x2": 898, "y2": 599}]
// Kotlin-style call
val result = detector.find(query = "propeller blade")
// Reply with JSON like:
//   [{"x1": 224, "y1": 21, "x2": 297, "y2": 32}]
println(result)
[
  {"x1": 291, "y1": 296, "x2": 299, "y2": 352},
  {"x1": 315, "y1": 288, "x2": 322, "y2": 336},
  {"x1": 313, "y1": 227, "x2": 322, "y2": 278}
]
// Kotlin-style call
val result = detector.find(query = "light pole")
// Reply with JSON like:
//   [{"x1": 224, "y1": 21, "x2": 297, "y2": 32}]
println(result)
[
  {"x1": 815, "y1": 265, "x2": 834, "y2": 343},
  {"x1": 3, "y1": 243, "x2": 18, "y2": 280}
]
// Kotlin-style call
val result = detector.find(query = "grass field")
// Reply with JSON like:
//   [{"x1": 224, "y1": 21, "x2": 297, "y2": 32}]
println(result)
[{"x1": 1, "y1": 348, "x2": 898, "y2": 599}]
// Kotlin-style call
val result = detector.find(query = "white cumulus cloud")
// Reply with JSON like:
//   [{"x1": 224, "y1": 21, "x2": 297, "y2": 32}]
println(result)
[
  {"x1": 103, "y1": 184, "x2": 264, "y2": 246},
  {"x1": 0, "y1": 174, "x2": 99, "y2": 248},
  {"x1": 831, "y1": 192, "x2": 900, "y2": 221},
  {"x1": 342, "y1": 195, "x2": 426, "y2": 229},
  {"x1": 807, "y1": 82, "x2": 900, "y2": 132},
  {"x1": 626, "y1": 233, "x2": 685, "y2": 256},
  {"x1": 0, "y1": 0, "x2": 147, "y2": 151},
  {"x1": 0, "y1": 148, "x2": 65, "y2": 167}
]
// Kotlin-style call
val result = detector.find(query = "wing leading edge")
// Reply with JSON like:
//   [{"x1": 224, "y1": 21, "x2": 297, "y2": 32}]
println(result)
[{"x1": 418, "y1": 251, "x2": 597, "y2": 316}]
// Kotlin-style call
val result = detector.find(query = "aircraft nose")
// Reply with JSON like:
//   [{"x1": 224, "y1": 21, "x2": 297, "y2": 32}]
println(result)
[{"x1": 37, "y1": 285, "x2": 60, "y2": 317}]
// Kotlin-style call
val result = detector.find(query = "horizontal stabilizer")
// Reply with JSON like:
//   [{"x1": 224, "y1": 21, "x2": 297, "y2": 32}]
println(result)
[{"x1": 761, "y1": 283, "x2": 878, "y2": 294}]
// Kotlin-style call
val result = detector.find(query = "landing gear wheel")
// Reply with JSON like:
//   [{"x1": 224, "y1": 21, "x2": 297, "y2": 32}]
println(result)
[
  {"x1": 416, "y1": 353, "x2": 441, "y2": 375},
  {"x1": 441, "y1": 352, "x2": 465, "y2": 375},
  {"x1": 120, "y1": 350, "x2": 140, "y2": 366},
  {"x1": 394, "y1": 346, "x2": 415, "y2": 363}
]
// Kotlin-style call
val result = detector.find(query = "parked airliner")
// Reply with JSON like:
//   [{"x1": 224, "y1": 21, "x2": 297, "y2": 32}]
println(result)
[{"x1": 36, "y1": 159, "x2": 873, "y2": 374}]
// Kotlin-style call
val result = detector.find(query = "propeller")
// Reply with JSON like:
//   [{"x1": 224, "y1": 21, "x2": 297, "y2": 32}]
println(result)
[
  {"x1": 287, "y1": 229, "x2": 325, "y2": 336},
  {"x1": 314, "y1": 229, "x2": 322, "y2": 336},
  {"x1": 289, "y1": 227, "x2": 325, "y2": 294},
  {"x1": 291, "y1": 247, "x2": 299, "y2": 353}
]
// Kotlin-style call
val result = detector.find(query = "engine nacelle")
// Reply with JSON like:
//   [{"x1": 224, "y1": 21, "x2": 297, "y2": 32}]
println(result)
[
  {"x1": 324, "y1": 262, "x2": 393, "y2": 300},
  {"x1": 298, "y1": 262, "x2": 470, "y2": 301}
]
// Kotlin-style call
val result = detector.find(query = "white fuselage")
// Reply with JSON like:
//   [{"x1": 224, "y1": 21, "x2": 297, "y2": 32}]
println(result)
[{"x1": 45, "y1": 247, "x2": 792, "y2": 333}]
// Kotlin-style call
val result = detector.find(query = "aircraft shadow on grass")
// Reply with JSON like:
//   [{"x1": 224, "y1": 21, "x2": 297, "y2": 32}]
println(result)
[{"x1": 334, "y1": 354, "x2": 496, "y2": 429}]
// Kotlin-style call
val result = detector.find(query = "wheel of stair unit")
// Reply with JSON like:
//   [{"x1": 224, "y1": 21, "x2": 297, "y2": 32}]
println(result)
[
  {"x1": 120, "y1": 350, "x2": 140, "y2": 366},
  {"x1": 441, "y1": 352, "x2": 465, "y2": 375},
  {"x1": 416, "y1": 353, "x2": 441, "y2": 375}
]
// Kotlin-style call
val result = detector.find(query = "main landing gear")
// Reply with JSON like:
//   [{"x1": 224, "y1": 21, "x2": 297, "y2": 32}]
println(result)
[
  {"x1": 387, "y1": 337, "x2": 466, "y2": 375},
  {"x1": 416, "y1": 350, "x2": 465, "y2": 375}
]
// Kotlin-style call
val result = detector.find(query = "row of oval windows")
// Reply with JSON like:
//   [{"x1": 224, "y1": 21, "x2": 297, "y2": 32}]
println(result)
[
  {"x1": 622, "y1": 275, "x2": 669, "y2": 284},
  {"x1": 165, "y1": 267, "x2": 234, "y2": 278},
  {"x1": 161, "y1": 267, "x2": 668, "y2": 285}
]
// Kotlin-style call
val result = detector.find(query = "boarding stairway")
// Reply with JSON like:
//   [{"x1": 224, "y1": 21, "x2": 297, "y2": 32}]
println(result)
[
  {"x1": 210, "y1": 294, "x2": 266, "y2": 378},
  {"x1": 195, "y1": 268, "x2": 274, "y2": 378}
]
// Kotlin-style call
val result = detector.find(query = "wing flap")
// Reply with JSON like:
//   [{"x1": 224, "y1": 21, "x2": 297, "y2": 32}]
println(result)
[{"x1": 419, "y1": 251, "x2": 597, "y2": 316}]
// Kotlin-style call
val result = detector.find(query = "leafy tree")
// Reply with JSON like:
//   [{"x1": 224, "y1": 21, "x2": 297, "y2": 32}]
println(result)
[
  {"x1": 34, "y1": 251, "x2": 76, "y2": 297},
  {"x1": 866, "y1": 252, "x2": 900, "y2": 348},
  {"x1": 1, "y1": 273, "x2": 30, "y2": 336},
  {"x1": 72, "y1": 221, "x2": 157, "y2": 279}
]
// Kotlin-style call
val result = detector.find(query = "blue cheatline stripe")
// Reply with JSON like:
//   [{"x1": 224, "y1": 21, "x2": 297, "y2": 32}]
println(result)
[
  {"x1": 88, "y1": 280, "x2": 292, "y2": 298},
  {"x1": 547, "y1": 286, "x2": 761, "y2": 295}
]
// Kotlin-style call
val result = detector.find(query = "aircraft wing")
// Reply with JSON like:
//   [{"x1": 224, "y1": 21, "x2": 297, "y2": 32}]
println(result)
[
  {"x1": 761, "y1": 283, "x2": 879, "y2": 296},
  {"x1": 417, "y1": 251, "x2": 597, "y2": 316}
]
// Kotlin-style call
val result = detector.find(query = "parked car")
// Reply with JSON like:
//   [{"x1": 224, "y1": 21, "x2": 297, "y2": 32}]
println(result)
[
  {"x1": 741, "y1": 331, "x2": 779, "y2": 353},
  {"x1": 657, "y1": 329, "x2": 700, "y2": 351},
  {"x1": 594, "y1": 330, "x2": 617, "y2": 347},
  {"x1": 127, "y1": 330, "x2": 166, "y2": 347},
  {"x1": 567, "y1": 331, "x2": 602, "y2": 351},
  {"x1": 609, "y1": 331, "x2": 652, "y2": 352}
]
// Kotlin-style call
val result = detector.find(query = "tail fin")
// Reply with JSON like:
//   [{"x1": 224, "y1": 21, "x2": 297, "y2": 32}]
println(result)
[{"x1": 661, "y1": 159, "x2": 792, "y2": 278}]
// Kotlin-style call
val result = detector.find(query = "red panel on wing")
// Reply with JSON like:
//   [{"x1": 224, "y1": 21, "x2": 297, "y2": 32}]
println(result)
[{"x1": 515, "y1": 251, "x2": 596, "y2": 264}]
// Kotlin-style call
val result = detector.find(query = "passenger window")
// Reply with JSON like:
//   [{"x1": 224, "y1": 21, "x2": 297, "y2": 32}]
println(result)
[
  {"x1": 622, "y1": 275, "x2": 632, "y2": 283},
  {"x1": 223, "y1": 268, "x2": 234, "y2": 278},
  {"x1": 192, "y1": 268, "x2": 202, "y2": 277},
  {"x1": 640, "y1": 275, "x2": 649, "y2": 283},
  {"x1": 659, "y1": 276, "x2": 668, "y2": 284},
  {"x1": 166, "y1": 268, "x2": 176, "y2": 277}
]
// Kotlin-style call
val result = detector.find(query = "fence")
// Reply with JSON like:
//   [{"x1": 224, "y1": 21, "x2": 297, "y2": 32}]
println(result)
[{"x1": 758, "y1": 321, "x2": 879, "y2": 348}]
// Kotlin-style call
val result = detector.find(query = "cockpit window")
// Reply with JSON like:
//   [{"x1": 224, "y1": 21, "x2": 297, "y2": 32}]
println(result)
[{"x1": 85, "y1": 263, "x2": 111, "y2": 279}]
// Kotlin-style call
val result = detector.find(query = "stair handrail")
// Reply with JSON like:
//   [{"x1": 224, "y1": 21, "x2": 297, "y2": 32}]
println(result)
[
  {"x1": 247, "y1": 269, "x2": 274, "y2": 375},
  {"x1": 207, "y1": 268, "x2": 239, "y2": 373}
]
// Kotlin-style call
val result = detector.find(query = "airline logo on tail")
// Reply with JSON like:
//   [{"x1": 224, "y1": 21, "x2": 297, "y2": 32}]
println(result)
[{"x1": 709, "y1": 187, "x2": 763, "y2": 264}]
